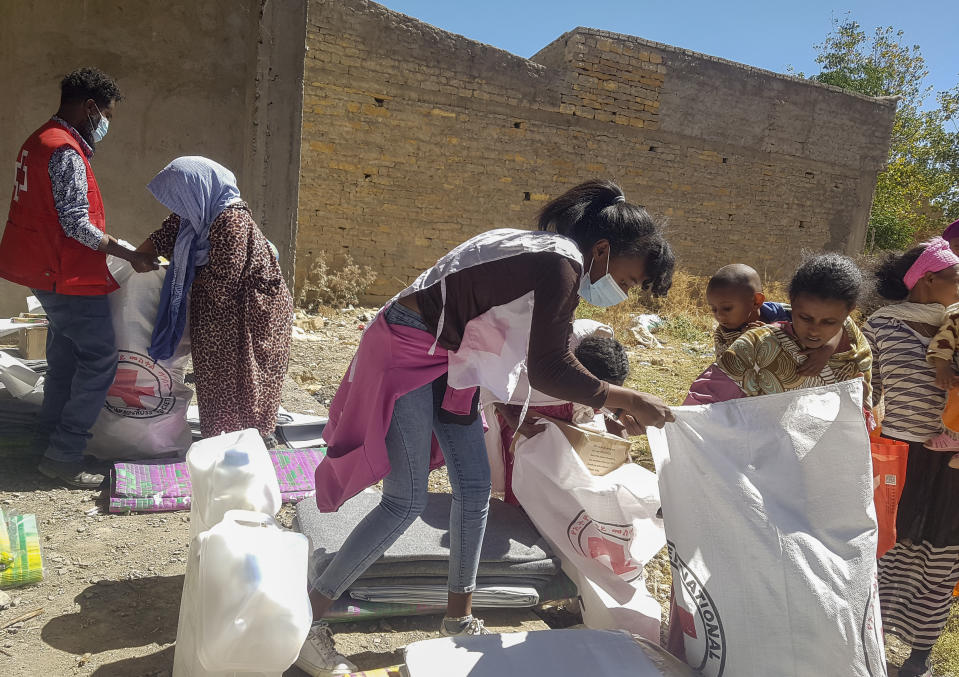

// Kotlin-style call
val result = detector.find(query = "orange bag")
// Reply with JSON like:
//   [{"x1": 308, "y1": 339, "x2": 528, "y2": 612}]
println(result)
[{"x1": 870, "y1": 436, "x2": 909, "y2": 559}]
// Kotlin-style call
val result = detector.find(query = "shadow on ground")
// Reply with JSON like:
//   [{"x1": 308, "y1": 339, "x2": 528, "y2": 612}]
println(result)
[{"x1": 42, "y1": 575, "x2": 182, "y2": 654}]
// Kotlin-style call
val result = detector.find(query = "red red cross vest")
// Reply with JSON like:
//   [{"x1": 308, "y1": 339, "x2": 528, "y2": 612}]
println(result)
[{"x1": 0, "y1": 120, "x2": 118, "y2": 295}]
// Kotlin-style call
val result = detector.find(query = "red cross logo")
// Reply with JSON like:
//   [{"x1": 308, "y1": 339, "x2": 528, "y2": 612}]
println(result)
[
  {"x1": 107, "y1": 368, "x2": 157, "y2": 408},
  {"x1": 13, "y1": 150, "x2": 28, "y2": 202},
  {"x1": 587, "y1": 536, "x2": 638, "y2": 576}
]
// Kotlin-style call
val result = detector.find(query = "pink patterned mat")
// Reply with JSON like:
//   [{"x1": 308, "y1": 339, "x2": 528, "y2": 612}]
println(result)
[{"x1": 109, "y1": 447, "x2": 326, "y2": 513}]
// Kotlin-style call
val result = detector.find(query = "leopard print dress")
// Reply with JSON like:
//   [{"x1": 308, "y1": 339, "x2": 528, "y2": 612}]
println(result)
[{"x1": 149, "y1": 203, "x2": 293, "y2": 438}]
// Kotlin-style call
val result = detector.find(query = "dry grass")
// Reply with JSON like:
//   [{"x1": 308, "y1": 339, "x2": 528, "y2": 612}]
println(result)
[
  {"x1": 575, "y1": 270, "x2": 790, "y2": 344},
  {"x1": 934, "y1": 610, "x2": 959, "y2": 675},
  {"x1": 296, "y1": 252, "x2": 378, "y2": 312}
]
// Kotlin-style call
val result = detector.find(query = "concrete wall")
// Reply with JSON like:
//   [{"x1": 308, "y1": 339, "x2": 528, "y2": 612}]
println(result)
[
  {"x1": 297, "y1": 0, "x2": 897, "y2": 300},
  {"x1": 0, "y1": 0, "x2": 306, "y2": 317}
]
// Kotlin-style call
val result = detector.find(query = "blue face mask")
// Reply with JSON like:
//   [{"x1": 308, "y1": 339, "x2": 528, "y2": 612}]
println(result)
[
  {"x1": 88, "y1": 104, "x2": 109, "y2": 143},
  {"x1": 578, "y1": 254, "x2": 628, "y2": 307}
]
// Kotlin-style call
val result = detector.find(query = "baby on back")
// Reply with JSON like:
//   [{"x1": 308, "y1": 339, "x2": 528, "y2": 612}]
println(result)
[{"x1": 706, "y1": 263, "x2": 789, "y2": 357}]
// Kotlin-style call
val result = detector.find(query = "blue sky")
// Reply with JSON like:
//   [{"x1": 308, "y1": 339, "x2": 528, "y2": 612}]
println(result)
[{"x1": 378, "y1": 0, "x2": 957, "y2": 104}]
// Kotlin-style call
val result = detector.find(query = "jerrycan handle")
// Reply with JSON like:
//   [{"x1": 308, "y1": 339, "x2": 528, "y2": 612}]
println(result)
[{"x1": 221, "y1": 509, "x2": 281, "y2": 529}]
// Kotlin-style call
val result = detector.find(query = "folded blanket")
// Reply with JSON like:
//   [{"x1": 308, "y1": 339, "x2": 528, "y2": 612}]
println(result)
[
  {"x1": 109, "y1": 447, "x2": 326, "y2": 513},
  {"x1": 349, "y1": 584, "x2": 540, "y2": 607},
  {"x1": 352, "y1": 576, "x2": 554, "y2": 589},
  {"x1": 324, "y1": 571, "x2": 578, "y2": 624},
  {"x1": 358, "y1": 560, "x2": 558, "y2": 581},
  {"x1": 296, "y1": 490, "x2": 559, "y2": 583}
]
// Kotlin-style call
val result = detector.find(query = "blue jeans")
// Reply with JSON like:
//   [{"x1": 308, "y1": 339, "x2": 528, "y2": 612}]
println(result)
[
  {"x1": 313, "y1": 302, "x2": 491, "y2": 599},
  {"x1": 32, "y1": 289, "x2": 117, "y2": 464}
]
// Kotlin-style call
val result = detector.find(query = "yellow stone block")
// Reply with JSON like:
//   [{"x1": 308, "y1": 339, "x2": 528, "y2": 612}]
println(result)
[
  {"x1": 361, "y1": 104, "x2": 390, "y2": 117},
  {"x1": 431, "y1": 108, "x2": 457, "y2": 118},
  {"x1": 328, "y1": 160, "x2": 357, "y2": 171},
  {"x1": 309, "y1": 141, "x2": 334, "y2": 153}
]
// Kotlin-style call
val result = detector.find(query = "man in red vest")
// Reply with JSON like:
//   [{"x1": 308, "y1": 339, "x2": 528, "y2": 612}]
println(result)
[{"x1": 0, "y1": 67, "x2": 158, "y2": 488}]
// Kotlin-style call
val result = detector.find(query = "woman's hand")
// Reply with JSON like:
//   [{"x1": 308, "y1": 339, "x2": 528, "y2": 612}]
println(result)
[
  {"x1": 129, "y1": 251, "x2": 160, "y2": 273},
  {"x1": 931, "y1": 357, "x2": 959, "y2": 391},
  {"x1": 797, "y1": 329, "x2": 843, "y2": 377},
  {"x1": 604, "y1": 386, "x2": 674, "y2": 434},
  {"x1": 99, "y1": 234, "x2": 160, "y2": 273}
]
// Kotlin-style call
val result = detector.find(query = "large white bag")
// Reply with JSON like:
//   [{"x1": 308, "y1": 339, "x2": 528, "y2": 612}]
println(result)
[
  {"x1": 512, "y1": 422, "x2": 666, "y2": 641},
  {"x1": 404, "y1": 629, "x2": 695, "y2": 677},
  {"x1": 86, "y1": 257, "x2": 193, "y2": 459},
  {"x1": 647, "y1": 381, "x2": 886, "y2": 677}
]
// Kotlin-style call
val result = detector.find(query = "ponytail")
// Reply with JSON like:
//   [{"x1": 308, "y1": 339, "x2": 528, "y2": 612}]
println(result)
[
  {"x1": 875, "y1": 246, "x2": 924, "y2": 301},
  {"x1": 537, "y1": 179, "x2": 674, "y2": 296}
]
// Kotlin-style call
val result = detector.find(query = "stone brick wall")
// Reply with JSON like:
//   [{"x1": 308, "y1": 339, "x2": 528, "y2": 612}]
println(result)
[{"x1": 297, "y1": 0, "x2": 897, "y2": 300}]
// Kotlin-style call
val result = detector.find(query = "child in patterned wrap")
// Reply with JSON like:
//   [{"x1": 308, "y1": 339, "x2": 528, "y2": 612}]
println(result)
[{"x1": 705, "y1": 263, "x2": 840, "y2": 374}]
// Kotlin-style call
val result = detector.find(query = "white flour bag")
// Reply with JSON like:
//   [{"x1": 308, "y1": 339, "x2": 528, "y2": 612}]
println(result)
[
  {"x1": 513, "y1": 421, "x2": 665, "y2": 641},
  {"x1": 647, "y1": 381, "x2": 885, "y2": 677},
  {"x1": 87, "y1": 257, "x2": 193, "y2": 459}
]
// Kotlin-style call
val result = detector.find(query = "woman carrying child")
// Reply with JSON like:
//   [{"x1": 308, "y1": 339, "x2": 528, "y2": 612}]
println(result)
[
  {"x1": 687, "y1": 253, "x2": 872, "y2": 404},
  {"x1": 667, "y1": 253, "x2": 873, "y2": 661},
  {"x1": 297, "y1": 179, "x2": 676, "y2": 677},
  {"x1": 865, "y1": 238, "x2": 959, "y2": 677}
]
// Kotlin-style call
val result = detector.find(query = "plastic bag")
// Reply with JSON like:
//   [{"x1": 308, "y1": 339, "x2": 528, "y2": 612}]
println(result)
[
  {"x1": 512, "y1": 422, "x2": 665, "y2": 642},
  {"x1": 648, "y1": 382, "x2": 885, "y2": 677},
  {"x1": 871, "y1": 435, "x2": 909, "y2": 559}
]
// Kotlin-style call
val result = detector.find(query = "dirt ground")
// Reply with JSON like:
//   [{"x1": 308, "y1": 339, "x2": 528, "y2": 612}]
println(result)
[
  {"x1": 0, "y1": 307, "x2": 919, "y2": 675},
  {"x1": 0, "y1": 308, "x2": 662, "y2": 676}
]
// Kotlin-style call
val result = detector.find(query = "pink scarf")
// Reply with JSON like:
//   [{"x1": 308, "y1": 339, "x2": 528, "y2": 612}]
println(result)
[{"x1": 904, "y1": 237, "x2": 959, "y2": 290}]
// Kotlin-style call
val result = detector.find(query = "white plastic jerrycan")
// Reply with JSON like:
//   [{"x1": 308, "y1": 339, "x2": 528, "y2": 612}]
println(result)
[
  {"x1": 173, "y1": 511, "x2": 312, "y2": 676},
  {"x1": 187, "y1": 429, "x2": 281, "y2": 540}
]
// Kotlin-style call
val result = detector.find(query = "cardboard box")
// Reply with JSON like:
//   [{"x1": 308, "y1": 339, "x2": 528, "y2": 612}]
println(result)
[
  {"x1": 535, "y1": 414, "x2": 631, "y2": 476},
  {"x1": 18, "y1": 327, "x2": 47, "y2": 360}
]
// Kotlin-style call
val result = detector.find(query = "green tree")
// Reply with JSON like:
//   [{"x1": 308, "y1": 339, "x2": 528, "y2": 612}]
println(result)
[{"x1": 807, "y1": 18, "x2": 959, "y2": 250}]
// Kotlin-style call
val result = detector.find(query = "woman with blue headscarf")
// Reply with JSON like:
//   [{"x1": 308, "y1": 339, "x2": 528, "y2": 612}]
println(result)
[{"x1": 137, "y1": 156, "x2": 293, "y2": 444}]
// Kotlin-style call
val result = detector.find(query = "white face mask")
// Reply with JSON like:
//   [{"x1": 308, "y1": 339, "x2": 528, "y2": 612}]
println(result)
[
  {"x1": 87, "y1": 104, "x2": 109, "y2": 143},
  {"x1": 578, "y1": 254, "x2": 628, "y2": 307}
]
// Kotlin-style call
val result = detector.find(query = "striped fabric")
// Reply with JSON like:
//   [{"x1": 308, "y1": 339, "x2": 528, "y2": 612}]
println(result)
[
  {"x1": 862, "y1": 315, "x2": 944, "y2": 442},
  {"x1": 879, "y1": 542, "x2": 959, "y2": 650}
]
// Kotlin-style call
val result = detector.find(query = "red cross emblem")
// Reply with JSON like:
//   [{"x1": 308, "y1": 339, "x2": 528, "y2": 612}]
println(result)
[
  {"x1": 107, "y1": 368, "x2": 158, "y2": 408},
  {"x1": 587, "y1": 536, "x2": 638, "y2": 576},
  {"x1": 13, "y1": 150, "x2": 28, "y2": 202}
]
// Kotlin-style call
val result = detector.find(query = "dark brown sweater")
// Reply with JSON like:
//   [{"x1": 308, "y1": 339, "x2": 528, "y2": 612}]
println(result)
[{"x1": 414, "y1": 251, "x2": 608, "y2": 408}]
